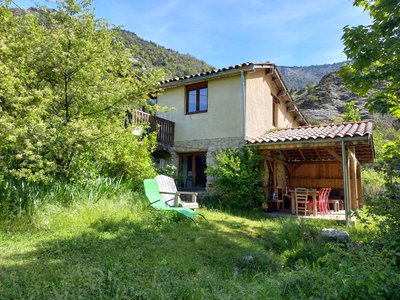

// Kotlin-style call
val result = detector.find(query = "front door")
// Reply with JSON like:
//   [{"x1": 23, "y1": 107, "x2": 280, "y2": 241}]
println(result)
[{"x1": 178, "y1": 152, "x2": 207, "y2": 190}]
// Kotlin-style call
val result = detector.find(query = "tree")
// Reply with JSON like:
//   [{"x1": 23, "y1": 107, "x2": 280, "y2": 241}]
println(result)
[
  {"x1": 340, "y1": 0, "x2": 400, "y2": 117},
  {"x1": 0, "y1": 0, "x2": 160, "y2": 183},
  {"x1": 342, "y1": 100, "x2": 361, "y2": 122}
]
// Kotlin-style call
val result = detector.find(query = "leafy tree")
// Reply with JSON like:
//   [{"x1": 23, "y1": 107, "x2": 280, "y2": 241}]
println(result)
[
  {"x1": 341, "y1": 0, "x2": 400, "y2": 178},
  {"x1": 342, "y1": 100, "x2": 361, "y2": 122},
  {"x1": 340, "y1": 0, "x2": 400, "y2": 117},
  {"x1": 0, "y1": 0, "x2": 159, "y2": 183}
]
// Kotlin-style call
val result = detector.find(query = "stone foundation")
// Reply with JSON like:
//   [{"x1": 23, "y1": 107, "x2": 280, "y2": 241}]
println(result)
[{"x1": 163, "y1": 136, "x2": 245, "y2": 189}]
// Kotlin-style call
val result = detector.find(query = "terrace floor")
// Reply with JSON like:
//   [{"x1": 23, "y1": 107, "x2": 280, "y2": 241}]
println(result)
[{"x1": 265, "y1": 209, "x2": 357, "y2": 224}]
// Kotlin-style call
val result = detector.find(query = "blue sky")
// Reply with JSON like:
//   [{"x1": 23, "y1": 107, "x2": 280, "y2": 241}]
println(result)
[{"x1": 15, "y1": 0, "x2": 371, "y2": 68}]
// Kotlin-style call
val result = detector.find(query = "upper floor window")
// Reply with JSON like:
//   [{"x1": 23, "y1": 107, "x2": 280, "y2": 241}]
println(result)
[{"x1": 186, "y1": 82, "x2": 208, "y2": 114}]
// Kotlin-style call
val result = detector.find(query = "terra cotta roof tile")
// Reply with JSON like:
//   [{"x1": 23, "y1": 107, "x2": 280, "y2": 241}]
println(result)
[{"x1": 246, "y1": 121, "x2": 373, "y2": 145}]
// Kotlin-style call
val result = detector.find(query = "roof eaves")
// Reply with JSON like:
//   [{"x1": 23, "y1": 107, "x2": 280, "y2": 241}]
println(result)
[{"x1": 158, "y1": 63, "x2": 257, "y2": 89}]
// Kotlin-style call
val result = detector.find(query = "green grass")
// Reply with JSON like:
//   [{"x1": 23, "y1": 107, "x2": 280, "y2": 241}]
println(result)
[{"x1": 0, "y1": 180, "x2": 399, "y2": 299}]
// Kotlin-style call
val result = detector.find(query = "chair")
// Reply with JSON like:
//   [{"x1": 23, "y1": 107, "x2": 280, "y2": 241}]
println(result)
[
  {"x1": 155, "y1": 175, "x2": 199, "y2": 209},
  {"x1": 143, "y1": 179, "x2": 207, "y2": 224},
  {"x1": 295, "y1": 188, "x2": 311, "y2": 216},
  {"x1": 323, "y1": 188, "x2": 332, "y2": 213},
  {"x1": 268, "y1": 186, "x2": 284, "y2": 210},
  {"x1": 317, "y1": 188, "x2": 328, "y2": 215}
]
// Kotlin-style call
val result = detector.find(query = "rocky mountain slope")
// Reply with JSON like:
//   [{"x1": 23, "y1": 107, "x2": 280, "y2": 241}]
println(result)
[
  {"x1": 279, "y1": 62, "x2": 346, "y2": 90},
  {"x1": 294, "y1": 72, "x2": 370, "y2": 122}
]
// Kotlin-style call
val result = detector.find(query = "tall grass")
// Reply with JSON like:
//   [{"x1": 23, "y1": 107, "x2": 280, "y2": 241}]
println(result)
[{"x1": 0, "y1": 176, "x2": 140, "y2": 222}]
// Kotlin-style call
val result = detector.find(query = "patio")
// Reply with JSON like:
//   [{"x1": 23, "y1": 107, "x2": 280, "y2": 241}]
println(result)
[{"x1": 247, "y1": 121, "x2": 375, "y2": 225}]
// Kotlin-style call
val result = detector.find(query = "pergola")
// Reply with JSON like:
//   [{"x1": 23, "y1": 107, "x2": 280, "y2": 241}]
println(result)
[{"x1": 247, "y1": 121, "x2": 375, "y2": 225}]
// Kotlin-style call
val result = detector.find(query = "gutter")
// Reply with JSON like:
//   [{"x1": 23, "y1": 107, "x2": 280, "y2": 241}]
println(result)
[
  {"x1": 241, "y1": 70, "x2": 246, "y2": 139},
  {"x1": 245, "y1": 135, "x2": 371, "y2": 147}
]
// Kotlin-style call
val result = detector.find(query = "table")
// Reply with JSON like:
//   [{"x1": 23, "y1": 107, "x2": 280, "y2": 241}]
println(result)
[{"x1": 290, "y1": 189, "x2": 318, "y2": 216}]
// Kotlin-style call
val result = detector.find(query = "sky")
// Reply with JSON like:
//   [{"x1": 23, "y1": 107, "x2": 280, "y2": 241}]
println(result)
[{"x1": 14, "y1": 0, "x2": 371, "y2": 68}]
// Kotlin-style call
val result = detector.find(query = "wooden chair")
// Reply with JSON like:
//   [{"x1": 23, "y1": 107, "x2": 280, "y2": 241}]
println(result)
[
  {"x1": 268, "y1": 186, "x2": 284, "y2": 210},
  {"x1": 155, "y1": 175, "x2": 199, "y2": 209},
  {"x1": 295, "y1": 188, "x2": 310, "y2": 216}
]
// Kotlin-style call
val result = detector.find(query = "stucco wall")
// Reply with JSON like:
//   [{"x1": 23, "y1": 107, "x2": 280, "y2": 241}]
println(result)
[
  {"x1": 157, "y1": 75, "x2": 244, "y2": 142},
  {"x1": 245, "y1": 69, "x2": 297, "y2": 138}
]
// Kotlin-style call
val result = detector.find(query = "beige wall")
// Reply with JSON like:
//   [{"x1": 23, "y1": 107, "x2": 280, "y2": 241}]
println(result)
[
  {"x1": 157, "y1": 75, "x2": 244, "y2": 142},
  {"x1": 245, "y1": 69, "x2": 297, "y2": 138}
]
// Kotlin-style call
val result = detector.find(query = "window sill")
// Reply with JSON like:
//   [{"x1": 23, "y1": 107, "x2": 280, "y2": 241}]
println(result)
[{"x1": 185, "y1": 110, "x2": 208, "y2": 115}]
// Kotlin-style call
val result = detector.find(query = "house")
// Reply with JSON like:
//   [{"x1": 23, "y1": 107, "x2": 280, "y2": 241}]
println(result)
[
  {"x1": 134, "y1": 62, "x2": 375, "y2": 223},
  {"x1": 152, "y1": 62, "x2": 307, "y2": 190}
]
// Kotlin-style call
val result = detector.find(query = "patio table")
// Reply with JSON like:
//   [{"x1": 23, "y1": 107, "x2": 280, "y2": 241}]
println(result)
[{"x1": 290, "y1": 189, "x2": 319, "y2": 216}]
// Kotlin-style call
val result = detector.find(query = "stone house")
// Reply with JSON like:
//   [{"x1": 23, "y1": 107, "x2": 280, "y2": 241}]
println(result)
[{"x1": 142, "y1": 62, "x2": 307, "y2": 190}]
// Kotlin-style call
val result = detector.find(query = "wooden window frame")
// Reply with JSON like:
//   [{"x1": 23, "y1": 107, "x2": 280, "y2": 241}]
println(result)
[
  {"x1": 272, "y1": 94, "x2": 279, "y2": 127},
  {"x1": 186, "y1": 82, "x2": 208, "y2": 114},
  {"x1": 178, "y1": 152, "x2": 207, "y2": 190}
]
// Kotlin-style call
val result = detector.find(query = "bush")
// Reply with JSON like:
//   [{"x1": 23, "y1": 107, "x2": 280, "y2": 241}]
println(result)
[
  {"x1": 363, "y1": 182, "x2": 400, "y2": 266},
  {"x1": 207, "y1": 147, "x2": 264, "y2": 211},
  {"x1": 362, "y1": 167, "x2": 386, "y2": 196}
]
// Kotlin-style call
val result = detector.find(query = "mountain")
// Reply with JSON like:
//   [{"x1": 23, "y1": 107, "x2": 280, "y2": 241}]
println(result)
[
  {"x1": 120, "y1": 30, "x2": 214, "y2": 78},
  {"x1": 278, "y1": 62, "x2": 346, "y2": 91},
  {"x1": 293, "y1": 72, "x2": 370, "y2": 122},
  {"x1": 11, "y1": 7, "x2": 214, "y2": 79}
]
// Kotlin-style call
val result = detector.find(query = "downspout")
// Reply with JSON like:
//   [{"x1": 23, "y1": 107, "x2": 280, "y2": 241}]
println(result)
[
  {"x1": 241, "y1": 70, "x2": 246, "y2": 139},
  {"x1": 341, "y1": 140, "x2": 350, "y2": 226}
]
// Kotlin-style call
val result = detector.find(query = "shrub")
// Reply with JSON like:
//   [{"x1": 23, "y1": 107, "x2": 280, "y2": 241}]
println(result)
[
  {"x1": 362, "y1": 167, "x2": 386, "y2": 196},
  {"x1": 207, "y1": 147, "x2": 264, "y2": 211},
  {"x1": 363, "y1": 182, "x2": 400, "y2": 266}
]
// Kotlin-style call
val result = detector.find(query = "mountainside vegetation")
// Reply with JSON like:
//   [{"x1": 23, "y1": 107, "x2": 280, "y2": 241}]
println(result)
[
  {"x1": 279, "y1": 62, "x2": 346, "y2": 90},
  {"x1": 293, "y1": 72, "x2": 370, "y2": 122}
]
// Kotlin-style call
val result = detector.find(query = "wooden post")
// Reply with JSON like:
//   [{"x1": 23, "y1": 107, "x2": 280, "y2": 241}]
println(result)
[
  {"x1": 341, "y1": 140, "x2": 350, "y2": 226},
  {"x1": 357, "y1": 162, "x2": 363, "y2": 207}
]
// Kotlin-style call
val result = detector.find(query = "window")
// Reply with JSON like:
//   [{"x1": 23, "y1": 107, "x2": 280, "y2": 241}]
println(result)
[
  {"x1": 272, "y1": 95, "x2": 279, "y2": 127},
  {"x1": 186, "y1": 82, "x2": 208, "y2": 114}
]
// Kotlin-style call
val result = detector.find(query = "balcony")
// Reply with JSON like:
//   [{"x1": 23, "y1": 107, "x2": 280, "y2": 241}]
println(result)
[{"x1": 131, "y1": 110, "x2": 175, "y2": 146}]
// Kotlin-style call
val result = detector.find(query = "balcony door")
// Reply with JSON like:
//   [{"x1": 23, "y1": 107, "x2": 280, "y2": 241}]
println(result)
[{"x1": 178, "y1": 152, "x2": 207, "y2": 190}]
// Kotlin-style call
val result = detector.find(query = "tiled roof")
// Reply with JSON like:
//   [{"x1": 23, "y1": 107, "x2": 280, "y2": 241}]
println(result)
[
  {"x1": 159, "y1": 62, "x2": 273, "y2": 85},
  {"x1": 246, "y1": 121, "x2": 374, "y2": 144}
]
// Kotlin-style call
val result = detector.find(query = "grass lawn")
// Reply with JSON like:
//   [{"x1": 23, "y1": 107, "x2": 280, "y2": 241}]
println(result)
[{"x1": 0, "y1": 190, "x2": 398, "y2": 299}]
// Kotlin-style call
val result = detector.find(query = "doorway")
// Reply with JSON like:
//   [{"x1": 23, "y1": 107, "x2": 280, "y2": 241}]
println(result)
[{"x1": 178, "y1": 152, "x2": 207, "y2": 190}]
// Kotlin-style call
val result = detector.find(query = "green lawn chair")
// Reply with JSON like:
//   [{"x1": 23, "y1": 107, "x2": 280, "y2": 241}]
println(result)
[{"x1": 143, "y1": 179, "x2": 208, "y2": 224}]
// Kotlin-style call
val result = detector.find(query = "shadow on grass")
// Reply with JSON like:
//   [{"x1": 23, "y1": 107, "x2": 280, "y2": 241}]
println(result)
[{"x1": 0, "y1": 213, "x2": 288, "y2": 299}]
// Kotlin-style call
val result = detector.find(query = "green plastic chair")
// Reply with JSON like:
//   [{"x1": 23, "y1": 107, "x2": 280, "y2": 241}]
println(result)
[{"x1": 143, "y1": 179, "x2": 208, "y2": 224}]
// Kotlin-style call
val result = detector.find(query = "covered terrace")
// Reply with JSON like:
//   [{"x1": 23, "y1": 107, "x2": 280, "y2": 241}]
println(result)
[{"x1": 247, "y1": 121, "x2": 375, "y2": 225}]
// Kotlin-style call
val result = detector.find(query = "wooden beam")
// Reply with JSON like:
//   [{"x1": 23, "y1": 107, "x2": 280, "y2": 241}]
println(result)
[
  {"x1": 257, "y1": 141, "x2": 341, "y2": 151},
  {"x1": 265, "y1": 68, "x2": 274, "y2": 75},
  {"x1": 326, "y1": 148, "x2": 342, "y2": 162},
  {"x1": 298, "y1": 149, "x2": 306, "y2": 160},
  {"x1": 278, "y1": 89, "x2": 287, "y2": 97}
]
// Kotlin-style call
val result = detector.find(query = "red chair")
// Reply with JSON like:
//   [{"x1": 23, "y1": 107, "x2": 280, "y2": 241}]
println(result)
[
  {"x1": 324, "y1": 188, "x2": 332, "y2": 213},
  {"x1": 316, "y1": 188, "x2": 327, "y2": 215}
]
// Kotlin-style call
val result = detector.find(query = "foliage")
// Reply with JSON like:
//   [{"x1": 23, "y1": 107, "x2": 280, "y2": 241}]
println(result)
[
  {"x1": 207, "y1": 147, "x2": 264, "y2": 211},
  {"x1": 120, "y1": 30, "x2": 214, "y2": 79},
  {"x1": 1, "y1": 192, "x2": 399, "y2": 298},
  {"x1": 342, "y1": 100, "x2": 361, "y2": 122},
  {"x1": 0, "y1": 175, "x2": 137, "y2": 220},
  {"x1": 362, "y1": 182, "x2": 400, "y2": 266},
  {"x1": 362, "y1": 167, "x2": 386, "y2": 196},
  {"x1": 340, "y1": 0, "x2": 400, "y2": 118},
  {"x1": 0, "y1": 0, "x2": 158, "y2": 184}
]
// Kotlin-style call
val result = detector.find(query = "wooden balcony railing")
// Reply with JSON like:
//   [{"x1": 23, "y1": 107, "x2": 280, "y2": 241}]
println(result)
[{"x1": 131, "y1": 110, "x2": 175, "y2": 146}]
